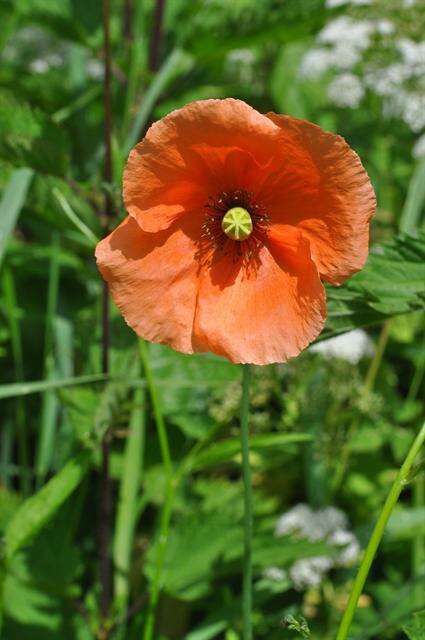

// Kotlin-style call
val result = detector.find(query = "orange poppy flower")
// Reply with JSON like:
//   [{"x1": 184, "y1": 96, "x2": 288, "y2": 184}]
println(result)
[{"x1": 96, "y1": 99, "x2": 375, "y2": 365}]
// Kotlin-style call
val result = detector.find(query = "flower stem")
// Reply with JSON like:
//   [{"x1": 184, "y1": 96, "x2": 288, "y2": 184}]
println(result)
[
  {"x1": 139, "y1": 340, "x2": 173, "y2": 640},
  {"x1": 240, "y1": 364, "x2": 253, "y2": 640},
  {"x1": 336, "y1": 420, "x2": 425, "y2": 640}
]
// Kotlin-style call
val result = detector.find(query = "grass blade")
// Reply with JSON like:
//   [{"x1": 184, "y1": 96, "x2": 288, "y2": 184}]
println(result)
[
  {"x1": 399, "y1": 158, "x2": 425, "y2": 234},
  {"x1": 52, "y1": 187, "x2": 99, "y2": 245},
  {"x1": 113, "y1": 386, "x2": 146, "y2": 615},
  {"x1": 0, "y1": 374, "x2": 109, "y2": 400},
  {"x1": 123, "y1": 48, "x2": 193, "y2": 158},
  {"x1": 0, "y1": 168, "x2": 33, "y2": 268},
  {"x1": 2, "y1": 268, "x2": 30, "y2": 493},
  {"x1": 4, "y1": 450, "x2": 91, "y2": 559},
  {"x1": 35, "y1": 233, "x2": 61, "y2": 483}
]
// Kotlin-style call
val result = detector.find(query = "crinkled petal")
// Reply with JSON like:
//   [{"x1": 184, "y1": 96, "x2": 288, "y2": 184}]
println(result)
[
  {"x1": 95, "y1": 216, "x2": 202, "y2": 354},
  {"x1": 192, "y1": 226, "x2": 326, "y2": 364},
  {"x1": 262, "y1": 113, "x2": 376, "y2": 285},
  {"x1": 123, "y1": 98, "x2": 281, "y2": 233}
]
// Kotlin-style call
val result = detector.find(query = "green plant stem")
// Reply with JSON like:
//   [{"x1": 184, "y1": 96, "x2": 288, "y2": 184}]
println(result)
[
  {"x1": 139, "y1": 341, "x2": 172, "y2": 478},
  {"x1": 413, "y1": 476, "x2": 425, "y2": 608},
  {"x1": 407, "y1": 337, "x2": 425, "y2": 607},
  {"x1": 332, "y1": 320, "x2": 391, "y2": 493},
  {"x1": 2, "y1": 268, "x2": 30, "y2": 494},
  {"x1": 139, "y1": 340, "x2": 172, "y2": 640},
  {"x1": 364, "y1": 320, "x2": 391, "y2": 394},
  {"x1": 240, "y1": 364, "x2": 253, "y2": 640},
  {"x1": 336, "y1": 421, "x2": 425, "y2": 640}
]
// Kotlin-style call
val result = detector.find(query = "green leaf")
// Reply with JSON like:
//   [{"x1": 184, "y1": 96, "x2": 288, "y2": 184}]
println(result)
[
  {"x1": 0, "y1": 167, "x2": 33, "y2": 268},
  {"x1": 0, "y1": 374, "x2": 109, "y2": 400},
  {"x1": 322, "y1": 232, "x2": 425, "y2": 341},
  {"x1": 282, "y1": 615, "x2": 311, "y2": 638},
  {"x1": 3, "y1": 451, "x2": 91, "y2": 559},
  {"x1": 404, "y1": 609, "x2": 425, "y2": 640},
  {"x1": 145, "y1": 511, "x2": 237, "y2": 601},
  {"x1": 0, "y1": 91, "x2": 68, "y2": 175},
  {"x1": 185, "y1": 620, "x2": 227, "y2": 640},
  {"x1": 387, "y1": 507, "x2": 425, "y2": 540},
  {"x1": 190, "y1": 433, "x2": 312, "y2": 470}
]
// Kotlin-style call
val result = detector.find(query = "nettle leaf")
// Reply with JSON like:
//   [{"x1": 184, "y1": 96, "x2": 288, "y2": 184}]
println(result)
[
  {"x1": 0, "y1": 90, "x2": 68, "y2": 175},
  {"x1": 145, "y1": 511, "x2": 239, "y2": 601},
  {"x1": 403, "y1": 610, "x2": 425, "y2": 640},
  {"x1": 323, "y1": 233, "x2": 425, "y2": 340},
  {"x1": 3, "y1": 497, "x2": 83, "y2": 633}
]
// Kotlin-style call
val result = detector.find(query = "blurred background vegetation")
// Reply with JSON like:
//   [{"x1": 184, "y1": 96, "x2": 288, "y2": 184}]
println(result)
[{"x1": 0, "y1": 0, "x2": 424, "y2": 638}]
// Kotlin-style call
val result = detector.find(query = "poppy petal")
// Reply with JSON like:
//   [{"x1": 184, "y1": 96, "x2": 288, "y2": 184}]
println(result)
[
  {"x1": 95, "y1": 216, "x2": 202, "y2": 354},
  {"x1": 123, "y1": 98, "x2": 281, "y2": 233},
  {"x1": 263, "y1": 113, "x2": 376, "y2": 285},
  {"x1": 193, "y1": 227, "x2": 326, "y2": 364}
]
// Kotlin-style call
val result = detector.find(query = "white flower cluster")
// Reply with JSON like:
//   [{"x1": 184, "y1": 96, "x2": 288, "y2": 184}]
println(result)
[
  {"x1": 327, "y1": 73, "x2": 364, "y2": 108},
  {"x1": 300, "y1": 16, "x2": 393, "y2": 84},
  {"x1": 299, "y1": 12, "x2": 425, "y2": 136},
  {"x1": 226, "y1": 48, "x2": 258, "y2": 87},
  {"x1": 413, "y1": 134, "x2": 425, "y2": 159},
  {"x1": 310, "y1": 329, "x2": 374, "y2": 364},
  {"x1": 272, "y1": 504, "x2": 361, "y2": 591},
  {"x1": 326, "y1": 0, "x2": 372, "y2": 7},
  {"x1": 364, "y1": 38, "x2": 425, "y2": 132}
]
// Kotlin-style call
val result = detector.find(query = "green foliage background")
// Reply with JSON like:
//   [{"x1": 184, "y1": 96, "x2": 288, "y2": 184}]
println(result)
[{"x1": 0, "y1": 0, "x2": 424, "y2": 638}]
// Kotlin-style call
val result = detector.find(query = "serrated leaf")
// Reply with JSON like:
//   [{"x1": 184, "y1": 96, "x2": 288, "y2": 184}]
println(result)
[
  {"x1": 404, "y1": 609, "x2": 425, "y2": 640},
  {"x1": 322, "y1": 232, "x2": 425, "y2": 341},
  {"x1": 0, "y1": 90, "x2": 68, "y2": 175}
]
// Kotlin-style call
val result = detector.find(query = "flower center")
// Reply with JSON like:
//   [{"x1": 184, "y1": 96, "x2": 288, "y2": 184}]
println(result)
[{"x1": 221, "y1": 207, "x2": 253, "y2": 241}]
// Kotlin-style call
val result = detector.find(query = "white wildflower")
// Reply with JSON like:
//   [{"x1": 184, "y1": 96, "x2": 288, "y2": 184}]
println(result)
[
  {"x1": 318, "y1": 17, "x2": 373, "y2": 51},
  {"x1": 290, "y1": 556, "x2": 333, "y2": 590},
  {"x1": 396, "y1": 38, "x2": 425, "y2": 74},
  {"x1": 312, "y1": 507, "x2": 349, "y2": 540},
  {"x1": 327, "y1": 73, "x2": 364, "y2": 107},
  {"x1": 376, "y1": 20, "x2": 395, "y2": 36},
  {"x1": 299, "y1": 48, "x2": 335, "y2": 78},
  {"x1": 402, "y1": 93, "x2": 425, "y2": 132},
  {"x1": 329, "y1": 529, "x2": 361, "y2": 565},
  {"x1": 30, "y1": 59, "x2": 50, "y2": 74},
  {"x1": 275, "y1": 504, "x2": 314, "y2": 538},
  {"x1": 87, "y1": 59, "x2": 103, "y2": 80},
  {"x1": 310, "y1": 329, "x2": 374, "y2": 364},
  {"x1": 263, "y1": 566, "x2": 287, "y2": 581},
  {"x1": 29, "y1": 53, "x2": 63, "y2": 74},
  {"x1": 413, "y1": 134, "x2": 425, "y2": 158},
  {"x1": 275, "y1": 504, "x2": 361, "y2": 591},
  {"x1": 226, "y1": 48, "x2": 257, "y2": 85},
  {"x1": 326, "y1": 0, "x2": 372, "y2": 8}
]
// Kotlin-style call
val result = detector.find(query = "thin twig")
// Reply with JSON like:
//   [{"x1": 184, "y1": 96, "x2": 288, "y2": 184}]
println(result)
[
  {"x1": 148, "y1": 0, "x2": 166, "y2": 72},
  {"x1": 99, "y1": 0, "x2": 113, "y2": 625}
]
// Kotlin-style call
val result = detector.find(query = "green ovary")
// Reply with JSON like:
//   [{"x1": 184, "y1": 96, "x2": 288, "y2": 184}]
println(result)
[{"x1": 221, "y1": 207, "x2": 253, "y2": 241}]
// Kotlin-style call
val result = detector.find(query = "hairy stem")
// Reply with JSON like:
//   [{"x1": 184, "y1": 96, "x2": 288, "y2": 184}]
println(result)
[{"x1": 240, "y1": 365, "x2": 253, "y2": 640}]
